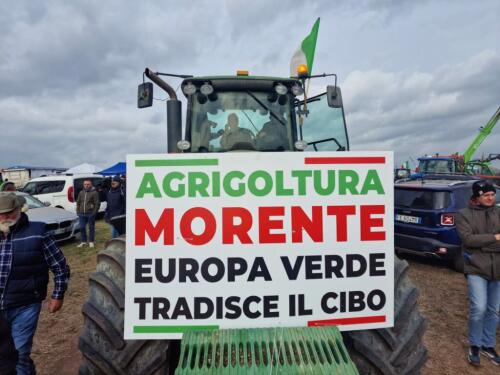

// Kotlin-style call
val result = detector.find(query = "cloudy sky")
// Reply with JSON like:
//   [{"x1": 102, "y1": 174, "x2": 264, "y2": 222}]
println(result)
[{"x1": 0, "y1": 0, "x2": 499, "y2": 170}]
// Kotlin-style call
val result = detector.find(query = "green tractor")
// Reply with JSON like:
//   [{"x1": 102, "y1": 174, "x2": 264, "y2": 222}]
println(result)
[{"x1": 78, "y1": 68, "x2": 427, "y2": 374}]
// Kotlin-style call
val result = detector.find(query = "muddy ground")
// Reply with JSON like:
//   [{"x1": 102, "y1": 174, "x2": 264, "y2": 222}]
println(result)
[{"x1": 30, "y1": 221, "x2": 499, "y2": 374}]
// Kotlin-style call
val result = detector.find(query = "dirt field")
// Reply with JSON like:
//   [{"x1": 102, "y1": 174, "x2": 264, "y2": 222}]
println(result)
[{"x1": 30, "y1": 220, "x2": 499, "y2": 374}]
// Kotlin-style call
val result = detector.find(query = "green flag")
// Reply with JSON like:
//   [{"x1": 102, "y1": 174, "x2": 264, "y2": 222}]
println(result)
[{"x1": 290, "y1": 18, "x2": 320, "y2": 77}]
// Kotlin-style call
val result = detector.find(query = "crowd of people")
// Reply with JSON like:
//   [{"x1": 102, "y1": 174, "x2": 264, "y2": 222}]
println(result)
[
  {"x1": 77, "y1": 175, "x2": 126, "y2": 248},
  {"x1": 0, "y1": 174, "x2": 126, "y2": 374}
]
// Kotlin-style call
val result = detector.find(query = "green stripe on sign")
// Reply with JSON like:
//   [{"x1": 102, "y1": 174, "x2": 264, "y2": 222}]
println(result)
[
  {"x1": 135, "y1": 159, "x2": 218, "y2": 167},
  {"x1": 133, "y1": 325, "x2": 219, "y2": 333}
]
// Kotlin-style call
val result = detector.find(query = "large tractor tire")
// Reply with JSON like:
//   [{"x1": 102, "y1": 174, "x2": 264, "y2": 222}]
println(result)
[
  {"x1": 342, "y1": 256, "x2": 428, "y2": 374},
  {"x1": 78, "y1": 237, "x2": 176, "y2": 374}
]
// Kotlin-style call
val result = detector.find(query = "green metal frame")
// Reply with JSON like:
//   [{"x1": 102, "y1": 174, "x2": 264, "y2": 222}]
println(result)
[
  {"x1": 175, "y1": 326, "x2": 359, "y2": 375},
  {"x1": 463, "y1": 107, "x2": 500, "y2": 164}
]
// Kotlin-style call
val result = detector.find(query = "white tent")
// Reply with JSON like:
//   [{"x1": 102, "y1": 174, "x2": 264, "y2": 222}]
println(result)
[{"x1": 65, "y1": 163, "x2": 101, "y2": 174}]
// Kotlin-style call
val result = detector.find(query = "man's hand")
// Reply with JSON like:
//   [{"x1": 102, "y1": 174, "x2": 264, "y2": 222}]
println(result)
[
  {"x1": 495, "y1": 234, "x2": 500, "y2": 241},
  {"x1": 49, "y1": 298, "x2": 64, "y2": 313}
]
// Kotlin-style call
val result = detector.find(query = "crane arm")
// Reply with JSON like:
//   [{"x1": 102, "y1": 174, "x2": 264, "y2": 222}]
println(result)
[{"x1": 463, "y1": 107, "x2": 500, "y2": 164}]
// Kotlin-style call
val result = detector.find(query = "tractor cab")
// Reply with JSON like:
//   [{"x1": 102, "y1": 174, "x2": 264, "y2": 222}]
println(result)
[{"x1": 138, "y1": 70, "x2": 349, "y2": 154}]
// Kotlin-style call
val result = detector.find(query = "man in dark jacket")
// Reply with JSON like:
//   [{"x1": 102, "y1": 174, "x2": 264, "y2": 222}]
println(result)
[
  {"x1": 0, "y1": 192, "x2": 70, "y2": 375},
  {"x1": 76, "y1": 179, "x2": 100, "y2": 248},
  {"x1": 456, "y1": 180, "x2": 500, "y2": 366},
  {"x1": 105, "y1": 176, "x2": 126, "y2": 238}
]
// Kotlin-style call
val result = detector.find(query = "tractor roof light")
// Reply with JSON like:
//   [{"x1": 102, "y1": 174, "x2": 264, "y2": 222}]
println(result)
[
  {"x1": 291, "y1": 84, "x2": 304, "y2": 96},
  {"x1": 177, "y1": 140, "x2": 191, "y2": 151},
  {"x1": 297, "y1": 64, "x2": 308, "y2": 78},
  {"x1": 182, "y1": 82, "x2": 197, "y2": 95},
  {"x1": 275, "y1": 83, "x2": 288, "y2": 95},
  {"x1": 237, "y1": 70, "x2": 249, "y2": 76},
  {"x1": 200, "y1": 83, "x2": 214, "y2": 95}
]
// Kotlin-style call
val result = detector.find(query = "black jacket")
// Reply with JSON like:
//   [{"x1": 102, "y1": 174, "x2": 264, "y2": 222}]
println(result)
[{"x1": 105, "y1": 187, "x2": 126, "y2": 222}]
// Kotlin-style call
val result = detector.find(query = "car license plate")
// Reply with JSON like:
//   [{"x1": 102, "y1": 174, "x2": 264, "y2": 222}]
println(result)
[{"x1": 395, "y1": 214, "x2": 422, "y2": 224}]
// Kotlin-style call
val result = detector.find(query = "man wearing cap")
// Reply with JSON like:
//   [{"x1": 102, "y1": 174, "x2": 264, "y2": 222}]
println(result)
[
  {"x1": 0, "y1": 192, "x2": 70, "y2": 375},
  {"x1": 104, "y1": 176, "x2": 126, "y2": 238},
  {"x1": 456, "y1": 180, "x2": 500, "y2": 366}
]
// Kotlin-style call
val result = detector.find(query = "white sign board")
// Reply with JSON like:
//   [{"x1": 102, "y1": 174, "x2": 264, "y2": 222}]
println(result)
[{"x1": 125, "y1": 151, "x2": 394, "y2": 339}]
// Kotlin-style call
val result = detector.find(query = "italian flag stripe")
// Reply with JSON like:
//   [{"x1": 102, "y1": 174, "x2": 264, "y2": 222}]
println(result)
[
  {"x1": 308, "y1": 315, "x2": 387, "y2": 327},
  {"x1": 133, "y1": 325, "x2": 219, "y2": 333},
  {"x1": 135, "y1": 159, "x2": 219, "y2": 167},
  {"x1": 290, "y1": 18, "x2": 320, "y2": 77},
  {"x1": 304, "y1": 156, "x2": 386, "y2": 164}
]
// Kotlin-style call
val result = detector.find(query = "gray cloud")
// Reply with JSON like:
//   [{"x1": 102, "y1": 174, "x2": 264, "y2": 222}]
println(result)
[
  {"x1": 344, "y1": 50, "x2": 500, "y2": 165},
  {"x1": 0, "y1": 0, "x2": 498, "y2": 172}
]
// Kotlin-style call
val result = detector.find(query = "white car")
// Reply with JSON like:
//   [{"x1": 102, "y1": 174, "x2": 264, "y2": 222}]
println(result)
[
  {"x1": 22, "y1": 174, "x2": 107, "y2": 214},
  {"x1": 16, "y1": 192, "x2": 79, "y2": 242}
]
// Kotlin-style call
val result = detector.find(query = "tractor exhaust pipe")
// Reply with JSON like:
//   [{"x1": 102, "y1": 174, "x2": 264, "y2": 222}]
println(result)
[
  {"x1": 166, "y1": 100, "x2": 182, "y2": 154},
  {"x1": 144, "y1": 68, "x2": 182, "y2": 153}
]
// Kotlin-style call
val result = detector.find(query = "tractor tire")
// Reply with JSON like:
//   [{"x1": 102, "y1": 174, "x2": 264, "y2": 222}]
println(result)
[
  {"x1": 78, "y1": 237, "x2": 176, "y2": 375},
  {"x1": 342, "y1": 256, "x2": 428, "y2": 375}
]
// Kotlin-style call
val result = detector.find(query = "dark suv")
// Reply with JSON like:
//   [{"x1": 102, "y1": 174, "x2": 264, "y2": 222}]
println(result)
[{"x1": 394, "y1": 176, "x2": 499, "y2": 271}]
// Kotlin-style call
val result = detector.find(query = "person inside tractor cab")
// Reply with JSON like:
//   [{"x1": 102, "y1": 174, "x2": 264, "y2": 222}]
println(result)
[
  {"x1": 193, "y1": 113, "x2": 223, "y2": 152},
  {"x1": 220, "y1": 113, "x2": 255, "y2": 151},
  {"x1": 256, "y1": 105, "x2": 288, "y2": 151}
]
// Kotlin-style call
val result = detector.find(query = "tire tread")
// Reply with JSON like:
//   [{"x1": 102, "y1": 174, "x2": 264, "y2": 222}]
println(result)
[
  {"x1": 343, "y1": 257, "x2": 427, "y2": 374},
  {"x1": 79, "y1": 238, "x2": 171, "y2": 374}
]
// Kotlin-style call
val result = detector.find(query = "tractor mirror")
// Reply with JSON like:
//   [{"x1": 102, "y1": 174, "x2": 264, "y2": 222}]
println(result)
[
  {"x1": 138, "y1": 82, "x2": 153, "y2": 108},
  {"x1": 327, "y1": 85, "x2": 343, "y2": 108}
]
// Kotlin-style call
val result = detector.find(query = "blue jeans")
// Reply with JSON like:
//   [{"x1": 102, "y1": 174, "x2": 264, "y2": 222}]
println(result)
[
  {"x1": 467, "y1": 274, "x2": 500, "y2": 347},
  {"x1": 79, "y1": 213, "x2": 96, "y2": 242},
  {"x1": 109, "y1": 223, "x2": 119, "y2": 239},
  {"x1": 1, "y1": 303, "x2": 42, "y2": 375}
]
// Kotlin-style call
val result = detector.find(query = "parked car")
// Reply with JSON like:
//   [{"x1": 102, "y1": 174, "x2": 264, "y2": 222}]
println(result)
[
  {"x1": 394, "y1": 175, "x2": 500, "y2": 271},
  {"x1": 21, "y1": 174, "x2": 107, "y2": 214},
  {"x1": 15, "y1": 192, "x2": 79, "y2": 242}
]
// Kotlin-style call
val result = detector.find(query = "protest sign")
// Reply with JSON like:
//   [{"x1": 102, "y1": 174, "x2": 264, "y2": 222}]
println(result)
[{"x1": 125, "y1": 151, "x2": 394, "y2": 339}]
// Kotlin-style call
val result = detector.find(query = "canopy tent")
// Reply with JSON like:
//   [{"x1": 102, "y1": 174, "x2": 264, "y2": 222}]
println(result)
[
  {"x1": 65, "y1": 163, "x2": 100, "y2": 174},
  {"x1": 98, "y1": 162, "x2": 126, "y2": 176}
]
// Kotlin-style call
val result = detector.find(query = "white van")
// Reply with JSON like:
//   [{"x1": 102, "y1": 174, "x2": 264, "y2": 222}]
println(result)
[{"x1": 22, "y1": 174, "x2": 107, "y2": 214}]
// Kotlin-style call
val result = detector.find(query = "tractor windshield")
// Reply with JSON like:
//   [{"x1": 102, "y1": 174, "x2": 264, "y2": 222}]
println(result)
[
  {"x1": 189, "y1": 91, "x2": 294, "y2": 152},
  {"x1": 418, "y1": 159, "x2": 457, "y2": 174}
]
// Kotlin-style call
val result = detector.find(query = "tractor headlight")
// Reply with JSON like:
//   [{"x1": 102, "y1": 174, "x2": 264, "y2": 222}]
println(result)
[
  {"x1": 177, "y1": 140, "x2": 191, "y2": 151},
  {"x1": 200, "y1": 83, "x2": 214, "y2": 95},
  {"x1": 275, "y1": 84, "x2": 288, "y2": 95},
  {"x1": 291, "y1": 84, "x2": 304, "y2": 96},
  {"x1": 182, "y1": 82, "x2": 197, "y2": 95},
  {"x1": 294, "y1": 140, "x2": 308, "y2": 151}
]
